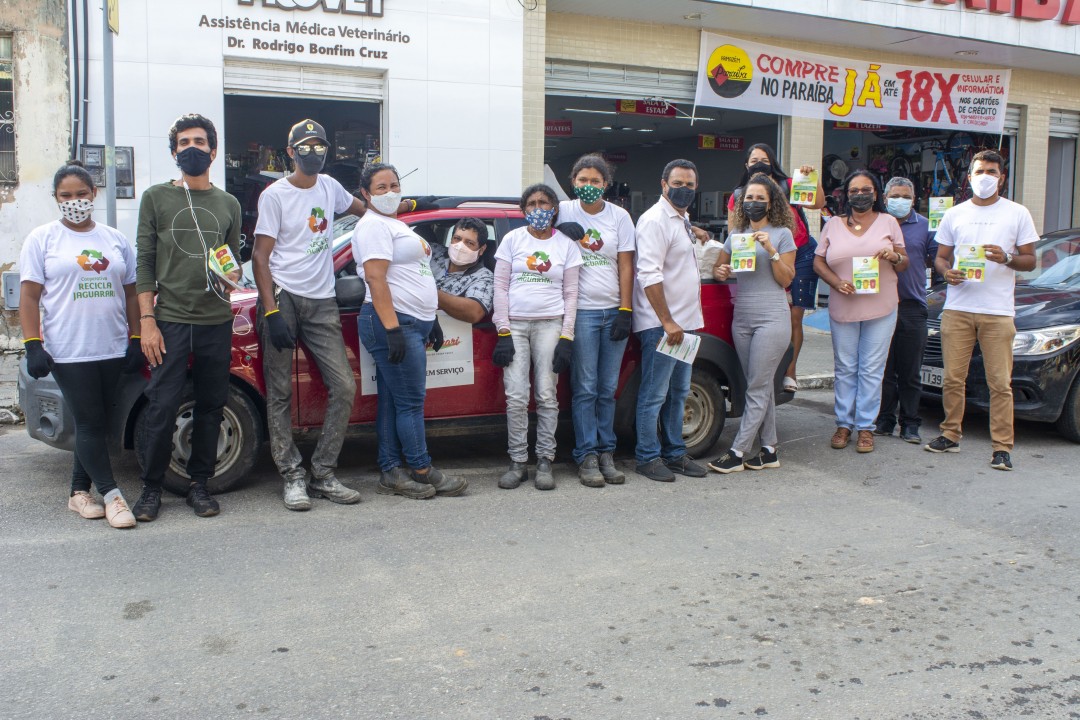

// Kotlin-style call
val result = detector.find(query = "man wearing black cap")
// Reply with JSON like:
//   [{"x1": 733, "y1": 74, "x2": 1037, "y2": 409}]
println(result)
[{"x1": 252, "y1": 118, "x2": 369, "y2": 511}]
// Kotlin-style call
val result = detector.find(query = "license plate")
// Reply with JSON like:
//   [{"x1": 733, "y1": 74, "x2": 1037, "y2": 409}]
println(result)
[{"x1": 921, "y1": 364, "x2": 944, "y2": 388}]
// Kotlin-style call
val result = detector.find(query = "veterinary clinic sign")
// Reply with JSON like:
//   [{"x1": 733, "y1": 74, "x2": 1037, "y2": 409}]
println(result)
[
  {"x1": 238, "y1": 0, "x2": 384, "y2": 17},
  {"x1": 694, "y1": 32, "x2": 1011, "y2": 134}
]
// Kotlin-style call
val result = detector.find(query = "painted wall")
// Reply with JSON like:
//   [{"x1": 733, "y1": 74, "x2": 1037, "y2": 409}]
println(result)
[{"x1": 0, "y1": 0, "x2": 70, "y2": 347}]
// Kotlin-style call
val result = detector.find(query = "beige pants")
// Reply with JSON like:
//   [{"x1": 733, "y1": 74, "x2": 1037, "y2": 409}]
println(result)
[{"x1": 940, "y1": 309, "x2": 1016, "y2": 451}]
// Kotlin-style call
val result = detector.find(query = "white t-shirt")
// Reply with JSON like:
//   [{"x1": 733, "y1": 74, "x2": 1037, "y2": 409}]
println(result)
[
  {"x1": 352, "y1": 211, "x2": 438, "y2": 321},
  {"x1": 558, "y1": 199, "x2": 636, "y2": 310},
  {"x1": 254, "y1": 175, "x2": 355, "y2": 300},
  {"x1": 19, "y1": 221, "x2": 136, "y2": 363},
  {"x1": 935, "y1": 197, "x2": 1039, "y2": 317},
  {"x1": 495, "y1": 226, "x2": 583, "y2": 319}
]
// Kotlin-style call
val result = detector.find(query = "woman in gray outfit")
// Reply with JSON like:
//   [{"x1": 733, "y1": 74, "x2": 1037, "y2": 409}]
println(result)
[{"x1": 708, "y1": 173, "x2": 797, "y2": 473}]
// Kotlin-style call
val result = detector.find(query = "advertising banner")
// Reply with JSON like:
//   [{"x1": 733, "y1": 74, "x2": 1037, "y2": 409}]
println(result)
[
  {"x1": 358, "y1": 313, "x2": 474, "y2": 395},
  {"x1": 694, "y1": 32, "x2": 1011, "y2": 134},
  {"x1": 697, "y1": 134, "x2": 744, "y2": 151}
]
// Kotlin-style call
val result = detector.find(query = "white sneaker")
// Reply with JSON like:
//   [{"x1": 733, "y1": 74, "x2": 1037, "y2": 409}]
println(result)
[
  {"x1": 68, "y1": 491, "x2": 105, "y2": 519},
  {"x1": 105, "y1": 496, "x2": 136, "y2": 529}
]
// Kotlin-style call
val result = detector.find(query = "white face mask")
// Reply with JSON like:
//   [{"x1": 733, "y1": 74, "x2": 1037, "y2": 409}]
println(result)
[
  {"x1": 58, "y1": 198, "x2": 94, "y2": 224},
  {"x1": 971, "y1": 173, "x2": 1000, "y2": 200},
  {"x1": 369, "y1": 190, "x2": 401, "y2": 215},
  {"x1": 448, "y1": 241, "x2": 480, "y2": 266}
]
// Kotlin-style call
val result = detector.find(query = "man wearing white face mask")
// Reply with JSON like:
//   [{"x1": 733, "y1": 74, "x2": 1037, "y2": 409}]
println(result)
[
  {"x1": 926, "y1": 150, "x2": 1038, "y2": 471},
  {"x1": 252, "y1": 119, "x2": 369, "y2": 511},
  {"x1": 428, "y1": 217, "x2": 494, "y2": 323},
  {"x1": 874, "y1": 176, "x2": 937, "y2": 444}
]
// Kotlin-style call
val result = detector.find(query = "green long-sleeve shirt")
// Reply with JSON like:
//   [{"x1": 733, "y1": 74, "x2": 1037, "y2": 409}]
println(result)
[{"x1": 136, "y1": 181, "x2": 243, "y2": 325}]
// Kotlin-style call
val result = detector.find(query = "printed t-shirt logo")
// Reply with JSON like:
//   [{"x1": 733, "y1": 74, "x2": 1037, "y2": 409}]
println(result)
[
  {"x1": 308, "y1": 207, "x2": 328, "y2": 233},
  {"x1": 580, "y1": 228, "x2": 604, "y2": 252},
  {"x1": 419, "y1": 237, "x2": 431, "y2": 257},
  {"x1": 526, "y1": 251, "x2": 552, "y2": 273},
  {"x1": 306, "y1": 207, "x2": 330, "y2": 255},
  {"x1": 707, "y1": 44, "x2": 752, "y2": 99},
  {"x1": 76, "y1": 249, "x2": 110, "y2": 274}
]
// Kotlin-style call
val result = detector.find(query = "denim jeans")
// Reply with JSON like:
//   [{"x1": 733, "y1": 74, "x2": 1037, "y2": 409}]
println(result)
[
  {"x1": 830, "y1": 310, "x2": 898, "y2": 431},
  {"x1": 634, "y1": 326, "x2": 693, "y2": 463},
  {"x1": 570, "y1": 308, "x2": 628, "y2": 464},
  {"x1": 503, "y1": 318, "x2": 562, "y2": 462},
  {"x1": 358, "y1": 304, "x2": 433, "y2": 472},
  {"x1": 258, "y1": 290, "x2": 356, "y2": 483}
]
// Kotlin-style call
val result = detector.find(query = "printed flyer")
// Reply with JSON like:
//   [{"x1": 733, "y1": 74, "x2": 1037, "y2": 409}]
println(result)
[
  {"x1": 853, "y1": 256, "x2": 880, "y2": 294},
  {"x1": 956, "y1": 244, "x2": 987, "y2": 282},
  {"x1": 729, "y1": 233, "x2": 757, "y2": 272},
  {"x1": 928, "y1": 197, "x2": 953, "y2": 231},
  {"x1": 790, "y1": 170, "x2": 819, "y2": 206}
]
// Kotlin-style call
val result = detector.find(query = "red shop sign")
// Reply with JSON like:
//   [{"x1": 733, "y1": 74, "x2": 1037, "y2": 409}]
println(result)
[
  {"x1": 833, "y1": 122, "x2": 890, "y2": 132},
  {"x1": 603, "y1": 151, "x2": 628, "y2": 163},
  {"x1": 616, "y1": 99, "x2": 677, "y2": 117},
  {"x1": 545, "y1": 119, "x2": 573, "y2": 137},
  {"x1": 697, "y1": 134, "x2": 744, "y2": 151}
]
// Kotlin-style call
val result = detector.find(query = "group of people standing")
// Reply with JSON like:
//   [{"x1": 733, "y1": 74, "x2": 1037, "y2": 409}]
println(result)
[{"x1": 19, "y1": 110, "x2": 1038, "y2": 530}]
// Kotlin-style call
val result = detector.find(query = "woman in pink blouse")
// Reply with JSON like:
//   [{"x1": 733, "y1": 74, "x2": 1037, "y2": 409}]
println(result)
[{"x1": 813, "y1": 171, "x2": 908, "y2": 453}]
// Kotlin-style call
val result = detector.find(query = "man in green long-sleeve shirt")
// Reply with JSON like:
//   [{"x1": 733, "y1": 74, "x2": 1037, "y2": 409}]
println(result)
[{"x1": 131, "y1": 113, "x2": 243, "y2": 522}]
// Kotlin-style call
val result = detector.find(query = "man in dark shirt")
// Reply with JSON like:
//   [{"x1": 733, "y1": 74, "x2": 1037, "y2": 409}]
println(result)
[
  {"x1": 874, "y1": 177, "x2": 937, "y2": 443},
  {"x1": 132, "y1": 114, "x2": 242, "y2": 521}
]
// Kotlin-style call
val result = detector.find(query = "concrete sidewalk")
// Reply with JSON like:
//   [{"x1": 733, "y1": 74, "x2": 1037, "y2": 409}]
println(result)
[{"x1": 795, "y1": 308, "x2": 835, "y2": 390}]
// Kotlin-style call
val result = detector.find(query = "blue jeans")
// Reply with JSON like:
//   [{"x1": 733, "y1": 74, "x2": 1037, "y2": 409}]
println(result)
[
  {"x1": 634, "y1": 326, "x2": 693, "y2": 463},
  {"x1": 358, "y1": 304, "x2": 433, "y2": 472},
  {"x1": 830, "y1": 310, "x2": 898, "y2": 431},
  {"x1": 571, "y1": 308, "x2": 628, "y2": 464}
]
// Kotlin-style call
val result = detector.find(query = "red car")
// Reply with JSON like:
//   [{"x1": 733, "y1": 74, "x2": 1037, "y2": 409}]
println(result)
[{"x1": 19, "y1": 198, "x2": 792, "y2": 494}]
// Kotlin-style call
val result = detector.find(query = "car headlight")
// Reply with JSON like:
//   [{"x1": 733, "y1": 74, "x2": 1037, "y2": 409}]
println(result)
[{"x1": 1012, "y1": 325, "x2": 1080, "y2": 357}]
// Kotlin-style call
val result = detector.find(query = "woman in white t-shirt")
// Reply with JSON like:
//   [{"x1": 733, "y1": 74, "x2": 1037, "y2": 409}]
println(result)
[
  {"x1": 19, "y1": 162, "x2": 142, "y2": 529},
  {"x1": 492, "y1": 184, "x2": 583, "y2": 491},
  {"x1": 557, "y1": 154, "x2": 636, "y2": 488},
  {"x1": 353, "y1": 163, "x2": 467, "y2": 500}
]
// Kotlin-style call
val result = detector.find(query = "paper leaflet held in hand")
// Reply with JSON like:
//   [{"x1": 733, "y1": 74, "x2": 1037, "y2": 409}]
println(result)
[{"x1": 208, "y1": 245, "x2": 244, "y2": 291}]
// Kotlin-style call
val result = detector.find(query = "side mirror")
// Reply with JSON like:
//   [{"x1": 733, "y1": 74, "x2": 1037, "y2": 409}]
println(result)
[{"x1": 335, "y1": 275, "x2": 366, "y2": 309}]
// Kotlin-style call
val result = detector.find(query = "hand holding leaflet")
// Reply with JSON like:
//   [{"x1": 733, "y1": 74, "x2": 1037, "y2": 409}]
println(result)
[{"x1": 656, "y1": 332, "x2": 700, "y2": 364}]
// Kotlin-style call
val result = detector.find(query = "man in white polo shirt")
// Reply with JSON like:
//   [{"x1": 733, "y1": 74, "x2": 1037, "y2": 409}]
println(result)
[
  {"x1": 925, "y1": 149, "x2": 1038, "y2": 471},
  {"x1": 252, "y1": 119, "x2": 368, "y2": 510},
  {"x1": 633, "y1": 159, "x2": 708, "y2": 482}
]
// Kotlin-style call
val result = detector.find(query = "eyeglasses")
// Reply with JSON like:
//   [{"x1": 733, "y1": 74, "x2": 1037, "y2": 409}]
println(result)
[
  {"x1": 847, "y1": 189, "x2": 875, "y2": 196},
  {"x1": 294, "y1": 144, "x2": 328, "y2": 156}
]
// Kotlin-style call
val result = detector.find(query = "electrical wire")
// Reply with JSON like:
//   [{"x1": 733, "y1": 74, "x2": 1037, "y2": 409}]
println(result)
[{"x1": 181, "y1": 179, "x2": 230, "y2": 304}]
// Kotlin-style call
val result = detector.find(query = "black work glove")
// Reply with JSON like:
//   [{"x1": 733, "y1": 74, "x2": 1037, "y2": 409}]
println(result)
[
  {"x1": 386, "y1": 326, "x2": 407, "y2": 364},
  {"x1": 264, "y1": 311, "x2": 296, "y2": 351},
  {"x1": 428, "y1": 316, "x2": 444, "y2": 352},
  {"x1": 24, "y1": 339, "x2": 54, "y2": 379},
  {"x1": 556, "y1": 222, "x2": 585, "y2": 242},
  {"x1": 492, "y1": 333, "x2": 515, "y2": 368},
  {"x1": 552, "y1": 336, "x2": 573, "y2": 374},
  {"x1": 411, "y1": 195, "x2": 440, "y2": 211},
  {"x1": 610, "y1": 308, "x2": 633, "y2": 342},
  {"x1": 122, "y1": 337, "x2": 147, "y2": 374}
]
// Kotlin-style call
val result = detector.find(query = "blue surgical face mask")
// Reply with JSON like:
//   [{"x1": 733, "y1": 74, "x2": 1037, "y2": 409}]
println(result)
[
  {"x1": 525, "y1": 207, "x2": 555, "y2": 231},
  {"x1": 886, "y1": 197, "x2": 913, "y2": 219}
]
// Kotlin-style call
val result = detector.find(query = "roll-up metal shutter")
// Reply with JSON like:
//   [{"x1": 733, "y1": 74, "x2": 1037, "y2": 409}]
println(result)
[
  {"x1": 223, "y1": 59, "x2": 385, "y2": 101},
  {"x1": 1003, "y1": 105, "x2": 1021, "y2": 134},
  {"x1": 1049, "y1": 109, "x2": 1080, "y2": 138},
  {"x1": 545, "y1": 60, "x2": 696, "y2": 103}
]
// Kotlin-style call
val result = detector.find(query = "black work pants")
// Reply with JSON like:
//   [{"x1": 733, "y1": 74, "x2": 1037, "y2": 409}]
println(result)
[
  {"x1": 52, "y1": 358, "x2": 124, "y2": 496},
  {"x1": 877, "y1": 300, "x2": 928, "y2": 430},
  {"x1": 138, "y1": 320, "x2": 232, "y2": 488}
]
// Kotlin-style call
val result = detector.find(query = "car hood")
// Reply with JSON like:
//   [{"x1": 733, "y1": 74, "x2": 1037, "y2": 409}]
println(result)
[{"x1": 926, "y1": 284, "x2": 1080, "y2": 330}]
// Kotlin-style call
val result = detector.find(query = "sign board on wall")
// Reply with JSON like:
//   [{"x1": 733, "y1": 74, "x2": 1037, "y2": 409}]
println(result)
[
  {"x1": 603, "y1": 151, "x2": 628, "y2": 163},
  {"x1": 694, "y1": 32, "x2": 1011, "y2": 134},
  {"x1": 545, "y1": 120, "x2": 573, "y2": 137},
  {"x1": 616, "y1": 99, "x2": 676, "y2": 117},
  {"x1": 358, "y1": 313, "x2": 474, "y2": 395},
  {"x1": 906, "y1": 0, "x2": 1079, "y2": 26},
  {"x1": 697, "y1": 134, "x2": 744, "y2": 151}
]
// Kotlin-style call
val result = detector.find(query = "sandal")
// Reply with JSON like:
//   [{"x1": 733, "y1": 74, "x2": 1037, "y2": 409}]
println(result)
[
  {"x1": 831, "y1": 427, "x2": 851, "y2": 449},
  {"x1": 856, "y1": 430, "x2": 875, "y2": 453},
  {"x1": 783, "y1": 376, "x2": 798, "y2": 393}
]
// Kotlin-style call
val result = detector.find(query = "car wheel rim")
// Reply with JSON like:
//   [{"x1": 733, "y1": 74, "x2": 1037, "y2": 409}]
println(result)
[
  {"x1": 169, "y1": 401, "x2": 243, "y2": 481},
  {"x1": 682, "y1": 382, "x2": 716, "y2": 448}
]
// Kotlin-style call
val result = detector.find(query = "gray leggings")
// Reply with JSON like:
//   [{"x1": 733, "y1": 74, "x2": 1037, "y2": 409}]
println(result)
[{"x1": 731, "y1": 306, "x2": 791, "y2": 455}]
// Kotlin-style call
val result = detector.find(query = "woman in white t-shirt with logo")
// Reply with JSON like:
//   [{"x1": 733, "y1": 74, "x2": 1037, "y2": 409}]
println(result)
[
  {"x1": 353, "y1": 163, "x2": 467, "y2": 500},
  {"x1": 492, "y1": 184, "x2": 583, "y2": 491},
  {"x1": 19, "y1": 162, "x2": 143, "y2": 529},
  {"x1": 557, "y1": 154, "x2": 636, "y2": 488}
]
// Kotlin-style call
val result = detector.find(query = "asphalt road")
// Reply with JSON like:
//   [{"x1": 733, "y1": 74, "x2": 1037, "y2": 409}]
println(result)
[{"x1": 2, "y1": 390, "x2": 1079, "y2": 720}]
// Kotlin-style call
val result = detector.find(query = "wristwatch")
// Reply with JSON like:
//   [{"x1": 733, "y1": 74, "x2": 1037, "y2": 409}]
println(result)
[
  {"x1": 1003, "y1": 252, "x2": 1013, "y2": 266},
  {"x1": 770, "y1": 251, "x2": 781, "y2": 262}
]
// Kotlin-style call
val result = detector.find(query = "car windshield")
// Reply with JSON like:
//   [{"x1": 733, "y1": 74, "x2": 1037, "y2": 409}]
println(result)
[{"x1": 1018, "y1": 232, "x2": 1080, "y2": 289}]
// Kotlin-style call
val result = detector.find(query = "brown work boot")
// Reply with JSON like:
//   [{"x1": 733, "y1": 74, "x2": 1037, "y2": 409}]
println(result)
[
  {"x1": 856, "y1": 430, "x2": 875, "y2": 453},
  {"x1": 831, "y1": 427, "x2": 851, "y2": 449}
]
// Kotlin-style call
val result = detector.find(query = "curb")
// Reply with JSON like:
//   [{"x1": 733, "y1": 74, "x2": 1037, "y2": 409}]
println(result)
[{"x1": 797, "y1": 373, "x2": 835, "y2": 390}]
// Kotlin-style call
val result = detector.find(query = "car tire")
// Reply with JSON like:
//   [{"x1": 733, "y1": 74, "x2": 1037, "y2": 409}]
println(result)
[
  {"x1": 684, "y1": 367, "x2": 726, "y2": 458},
  {"x1": 134, "y1": 383, "x2": 262, "y2": 495},
  {"x1": 1056, "y1": 376, "x2": 1080, "y2": 444}
]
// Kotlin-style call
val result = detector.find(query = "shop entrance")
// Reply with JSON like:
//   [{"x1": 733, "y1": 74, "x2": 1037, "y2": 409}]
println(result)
[{"x1": 1045, "y1": 110, "x2": 1080, "y2": 233}]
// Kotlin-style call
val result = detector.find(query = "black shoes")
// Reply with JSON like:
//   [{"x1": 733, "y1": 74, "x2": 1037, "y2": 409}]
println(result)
[
  {"x1": 707, "y1": 451, "x2": 744, "y2": 474},
  {"x1": 377, "y1": 467, "x2": 436, "y2": 499},
  {"x1": 872, "y1": 422, "x2": 895, "y2": 436},
  {"x1": 990, "y1": 451, "x2": 1013, "y2": 471},
  {"x1": 744, "y1": 447, "x2": 780, "y2": 470},
  {"x1": 664, "y1": 455, "x2": 707, "y2": 477},
  {"x1": 636, "y1": 457, "x2": 675, "y2": 482},
  {"x1": 412, "y1": 466, "x2": 468, "y2": 496},
  {"x1": 499, "y1": 461, "x2": 528, "y2": 489},
  {"x1": 924, "y1": 436, "x2": 961, "y2": 453},
  {"x1": 534, "y1": 459, "x2": 555, "y2": 491},
  {"x1": 132, "y1": 486, "x2": 162, "y2": 522},
  {"x1": 900, "y1": 426, "x2": 922, "y2": 444},
  {"x1": 578, "y1": 454, "x2": 605, "y2": 488},
  {"x1": 186, "y1": 483, "x2": 220, "y2": 517}
]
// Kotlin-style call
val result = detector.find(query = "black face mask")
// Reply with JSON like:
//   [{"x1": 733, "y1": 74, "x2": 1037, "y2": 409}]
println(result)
[
  {"x1": 747, "y1": 161, "x2": 771, "y2": 178},
  {"x1": 294, "y1": 152, "x2": 325, "y2": 176},
  {"x1": 666, "y1": 185, "x2": 696, "y2": 209},
  {"x1": 743, "y1": 201, "x2": 768, "y2": 222},
  {"x1": 175, "y1": 147, "x2": 213, "y2": 177},
  {"x1": 847, "y1": 193, "x2": 875, "y2": 212}
]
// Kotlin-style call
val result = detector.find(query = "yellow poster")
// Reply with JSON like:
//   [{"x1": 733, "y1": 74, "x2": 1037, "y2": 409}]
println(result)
[{"x1": 108, "y1": 0, "x2": 119, "y2": 34}]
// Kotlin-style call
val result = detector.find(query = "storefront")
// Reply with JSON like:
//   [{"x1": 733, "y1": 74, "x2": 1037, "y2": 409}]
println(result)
[{"x1": 532, "y1": 0, "x2": 1080, "y2": 235}]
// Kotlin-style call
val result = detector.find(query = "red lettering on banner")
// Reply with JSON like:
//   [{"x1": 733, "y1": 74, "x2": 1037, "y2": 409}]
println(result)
[
  {"x1": 1017, "y1": 0, "x2": 1060, "y2": 18},
  {"x1": 1065, "y1": 0, "x2": 1080, "y2": 23},
  {"x1": 963, "y1": 0, "x2": 1012, "y2": 11},
  {"x1": 931, "y1": 73, "x2": 960, "y2": 123}
]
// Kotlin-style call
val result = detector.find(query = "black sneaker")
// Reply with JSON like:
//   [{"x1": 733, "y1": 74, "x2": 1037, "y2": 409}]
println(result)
[
  {"x1": 923, "y1": 435, "x2": 960, "y2": 453},
  {"x1": 132, "y1": 486, "x2": 162, "y2": 522},
  {"x1": 900, "y1": 426, "x2": 922, "y2": 444},
  {"x1": 990, "y1": 451, "x2": 1013, "y2": 471},
  {"x1": 707, "y1": 451, "x2": 744, "y2": 474},
  {"x1": 186, "y1": 483, "x2": 220, "y2": 517},
  {"x1": 664, "y1": 455, "x2": 708, "y2": 478},
  {"x1": 744, "y1": 447, "x2": 780, "y2": 470},
  {"x1": 872, "y1": 423, "x2": 895, "y2": 437},
  {"x1": 636, "y1": 457, "x2": 675, "y2": 482}
]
